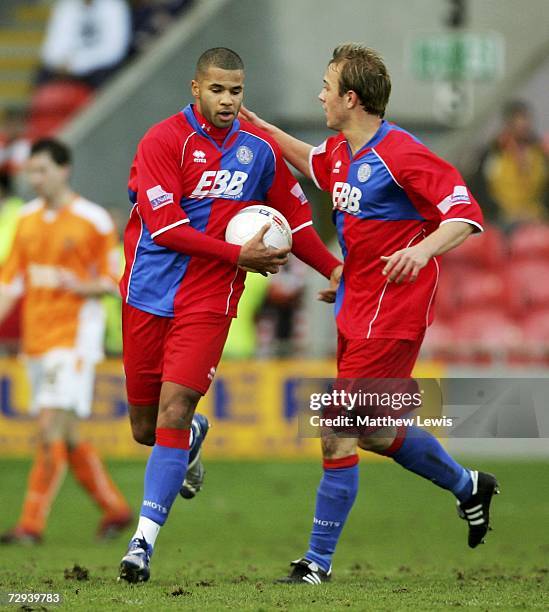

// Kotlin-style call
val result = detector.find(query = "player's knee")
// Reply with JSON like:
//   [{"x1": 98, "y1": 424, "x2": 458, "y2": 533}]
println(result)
[
  {"x1": 37, "y1": 408, "x2": 67, "y2": 443},
  {"x1": 358, "y1": 427, "x2": 397, "y2": 453},
  {"x1": 158, "y1": 389, "x2": 200, "y2": 429},
  {"x1": 320, "y1": 434, "x2": 357, "y2": 459}
]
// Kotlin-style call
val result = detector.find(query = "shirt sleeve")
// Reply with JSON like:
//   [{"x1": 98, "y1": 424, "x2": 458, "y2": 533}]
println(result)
[
  {"x1": 291, "y1": 225, "x2": 342, "y2": 279},
  {"x1": 133, "y1": 129, "x2": 190, "y2": 239},
  {"x1": 390, "y1": 141, "x2": 484, "y2": 232},
  {"x1": 0, "y1": 222, "x2": 25, "y2": 297},
  {"x1": 266, "y1": 141, "x2": 313, "y2": 235},
  {"x1": 308, "y1": 136, "x2": 342, "y2": 192}
]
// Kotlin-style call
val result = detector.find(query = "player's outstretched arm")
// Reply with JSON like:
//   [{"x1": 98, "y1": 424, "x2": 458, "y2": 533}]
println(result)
[
  {"x1": 381, "y1": 221, "x2": 474, "y2": 284},
  {"x1": 58, "y1": 274, "x2": 118, "y2": 298},
  {"x1": 239, "y1": 106, "x2": 313, "y2": 178}
]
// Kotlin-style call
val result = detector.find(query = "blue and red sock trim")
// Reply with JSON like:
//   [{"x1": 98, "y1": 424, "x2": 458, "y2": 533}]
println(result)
[
  {"x1": 379, "y1": 425, "x2": 407, "y2": 456},
  {"x1": 323, "y1": 454, "x2": 359, "y2": 470},
  {"x1": 155, "y1": 427, "x2": 191, "y2": 450}
]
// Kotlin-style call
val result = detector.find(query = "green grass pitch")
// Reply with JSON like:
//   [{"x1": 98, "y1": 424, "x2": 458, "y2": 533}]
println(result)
[{"x1": 0, "y1": 458, "x2": 548, "y2": 611}]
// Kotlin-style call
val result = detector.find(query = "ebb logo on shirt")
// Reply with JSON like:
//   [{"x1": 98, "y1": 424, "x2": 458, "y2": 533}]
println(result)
[
  {"x1": 191, "y1": 170, "x2": 249, "y2": 199},
  {"x1": 332, "y1": 181, "x2": 362, "y2": 214}
]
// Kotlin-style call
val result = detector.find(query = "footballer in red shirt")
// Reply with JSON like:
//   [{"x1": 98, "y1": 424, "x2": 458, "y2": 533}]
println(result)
[
  {"x1": 241, "y1": 43, "x2": 499, "y2": 584},
  {"x1": 118, "y1": 48, "x2": 341, "y2": 583}
]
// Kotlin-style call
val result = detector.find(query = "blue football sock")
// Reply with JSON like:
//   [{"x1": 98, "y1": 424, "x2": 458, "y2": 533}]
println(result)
[
  {"x1": 388, "y1": 426, "x2": 472, "y2": 501},
  {"x1": 139, "y1": 428, "x2": 190, "y2": 529},
  {"x1": 304, "y1": 458, "x2": 359, "y2": 572}
]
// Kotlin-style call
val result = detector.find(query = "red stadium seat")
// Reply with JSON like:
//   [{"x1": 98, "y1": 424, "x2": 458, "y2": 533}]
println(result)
[
  {"x1": 517, "y1": 311, "x2": 549, "y2": 363},
  {"x1": 435, "y1": 266, "x2": 508, "y2": 320},
  {"x1": 442, "y1": 225, "x2": 506, "y2": 270},
  {"x1": 506, "y1": 261, "x2": 549, "y2": 316},
  {"x1": 456, "y1": 268, "x2": 507, "y2": 311},
  {"x1": 27, "y1": 81, "x2": 94, "y2": 139},
  {"x1": 450, "y1": 309, "x2": 522, "y2": 362},
  {"x1": 509, "y1": 223, "x2": 549, "y2": 262},
  {"x1": 432, "y1": 265, "x2": 459, "y2": 320},
  {"x1": 420, "y1": 319, "x2": 456, "y2": 361}
]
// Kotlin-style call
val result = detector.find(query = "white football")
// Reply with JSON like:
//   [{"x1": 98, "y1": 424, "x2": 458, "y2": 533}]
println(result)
[{"x1": 225, "y1": 205, "x2": 292, "y2": 250}]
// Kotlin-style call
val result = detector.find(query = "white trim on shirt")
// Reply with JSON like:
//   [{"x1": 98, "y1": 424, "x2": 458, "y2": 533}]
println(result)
[
  {"x1": 308, "y1": 146, "x2": 323, "y2": 190},
  {"x1": 365, "y1": 229, "x2": 424, "y2": 339},
  {"x1": 371, "y1": 148, "x2": 404, "y2": 188},
  {"x1": 440, "y1": 218, "x2": 484, "y2": 232},
  {"x1": 291, "y1": 220, "x2": 313, "y2": 234},
  {"x1": 150, "y1": 218, "x2": 190, "y2": 239}
]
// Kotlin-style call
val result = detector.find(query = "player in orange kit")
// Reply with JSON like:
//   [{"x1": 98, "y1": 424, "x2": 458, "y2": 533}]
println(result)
[{"x1": 0, "y1": 138, "x2": 132, "y2": 543}]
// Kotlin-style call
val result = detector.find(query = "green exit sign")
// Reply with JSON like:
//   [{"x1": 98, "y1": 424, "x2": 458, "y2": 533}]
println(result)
[{"x1": 410, "y1": 32, "x2": 505, "y2": 81}]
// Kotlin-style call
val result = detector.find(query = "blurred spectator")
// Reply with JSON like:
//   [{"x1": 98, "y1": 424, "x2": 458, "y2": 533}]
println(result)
[
  {"x1": 473, "y1": 100, "x2": 549, "y2": 229},
  {"x1": 223, "y1": 271, "x2": 269, "y2": 360},
  {"x1": 129, "y1": 0, "x2": 193, "y2": 56},
  {"x1": 0, "y1": 172, "x2": 24, "y2": 264},
  {"x1": 257, "y1": 255, "x2": 307, "y2": 357},
  {"x1": 38, "y1": 0, "x2": 132, "y2": 89},
  {"x1": 0, "y1": 172, "x2": 23, "y2": 352},
  {"x1": 0, "y1": 108, "x2": 30, "y2": 178},
  {"x1": 102, "y1": 207, "x2": 126, "y2": 356}
]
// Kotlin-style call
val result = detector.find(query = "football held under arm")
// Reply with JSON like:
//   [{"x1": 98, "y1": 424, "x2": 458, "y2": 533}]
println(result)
[{"x1": 265, "y1": 143, "x2": 341, "y2": 279}]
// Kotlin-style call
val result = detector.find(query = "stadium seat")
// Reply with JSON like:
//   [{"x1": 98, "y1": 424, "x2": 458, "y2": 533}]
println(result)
[
  {"x1": 432, "y1": 265, "x2": 459, "y2": 320},
  {"x1": 442, "y1": 224, "x2": 506, "y2": 270},
  {"x1": 456, "y1": 268, "x2": 507, "y2": 311},
  {"x1": 435, "y1": 266, "x2": 508, "y2": 320},
  {"x1": 506, "y1": 261, "x2": 549, "y2": 315},
  {"x1": 517, "y1": 311, "x2": 549, "y2": 363},
  {"x1": 27, "y1": 81, "x2": 94, "y2": 139},
  {"x1": 420, "y1": 319, "x2": 456, "y2": 361},
  {"x1": 509, "y1": 223, "x2": 549, "y2": 262},
  {"x1": 450, "y1": 309, "x2": 522, "y2": 363}
]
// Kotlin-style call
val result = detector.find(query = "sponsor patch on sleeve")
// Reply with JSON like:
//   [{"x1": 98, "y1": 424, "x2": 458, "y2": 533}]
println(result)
[
  {"x1": 437, "y1": 185, "x2": 471, "y2": 214},
  {"x1": 451, "y1": 185, "x2": 471, "y2": 203},
  {"x1": 146, "y1": 185, "x2": 174, "y2": 210},
  {"x1": 290, "y1": 182, "x2": 308, "y2": 205}
]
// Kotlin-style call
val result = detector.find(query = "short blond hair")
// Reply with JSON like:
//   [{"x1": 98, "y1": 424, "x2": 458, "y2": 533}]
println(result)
[{"x1": 330, "y1": 44, "x2": 391, "y2": 117}]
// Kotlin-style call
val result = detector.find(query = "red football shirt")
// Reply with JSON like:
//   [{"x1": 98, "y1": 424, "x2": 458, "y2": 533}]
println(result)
[
  {"x1": 120, "y1": 105, "x2": 314, "y2": 317},
  {"x1": 309, "y1": 121, "x2": 484, "y2": 340}
]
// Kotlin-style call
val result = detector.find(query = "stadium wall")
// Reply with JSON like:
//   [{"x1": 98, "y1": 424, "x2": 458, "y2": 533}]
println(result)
[
  {"x1": 1, "y1": 357, "x2": 546, "y2": 459},
  {"x1": 63, "y1": 0, "x2": 549, "y2": 207}
]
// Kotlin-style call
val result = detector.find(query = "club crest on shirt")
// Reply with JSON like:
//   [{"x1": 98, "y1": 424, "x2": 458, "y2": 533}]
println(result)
[
  {"x1": 357, "y1": 163, "x2": 372, "y2": 183},
  {"x1": 236, "y1": 145, "x2": 253, "y2": 165}
]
